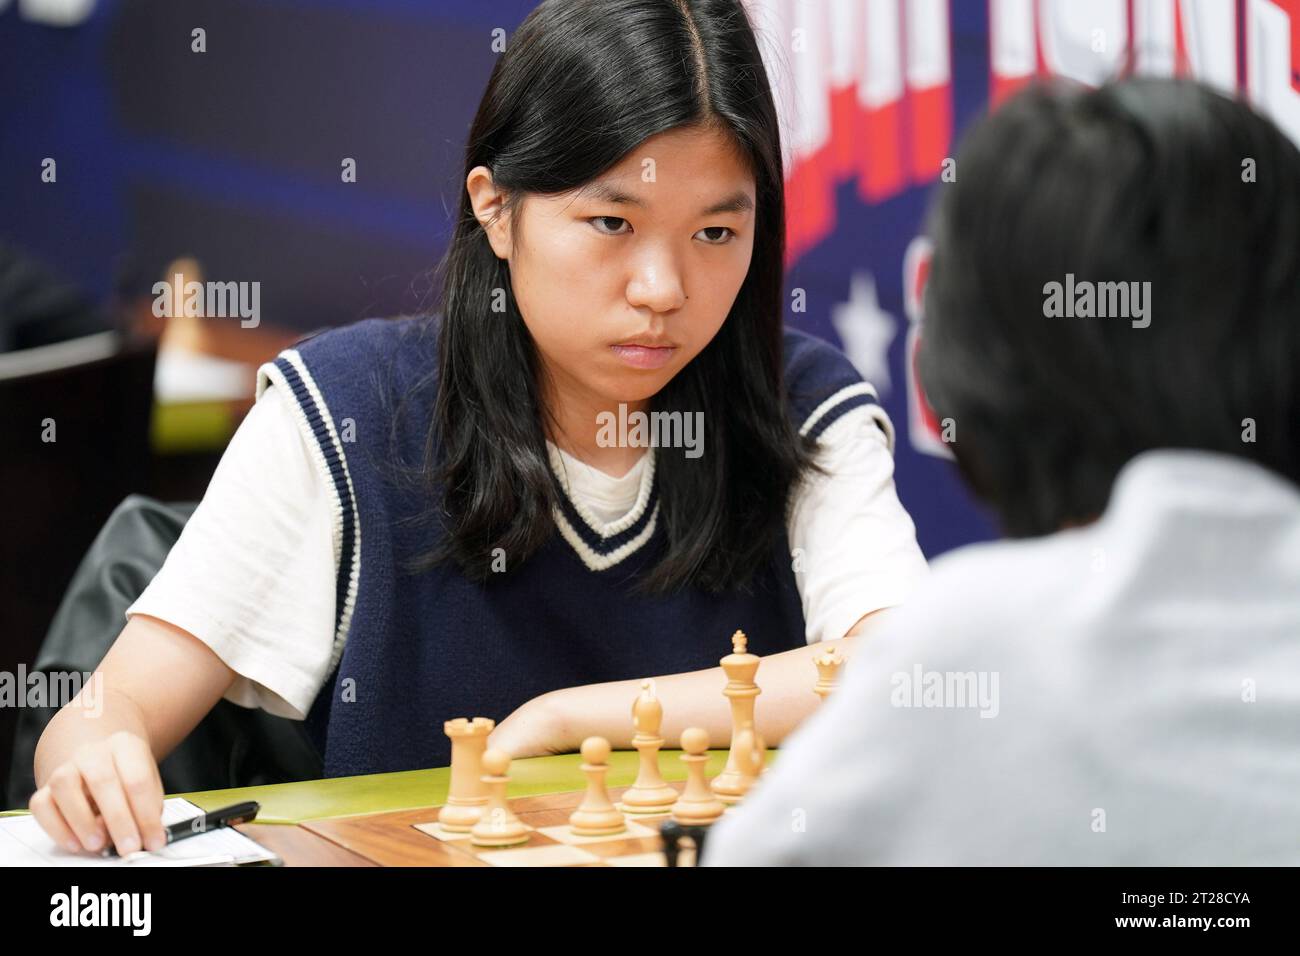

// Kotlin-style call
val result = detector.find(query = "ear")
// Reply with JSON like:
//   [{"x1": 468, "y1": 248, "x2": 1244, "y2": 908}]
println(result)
[{"x1": 466, "y1": 165, "x2": 513, "y2": 259}]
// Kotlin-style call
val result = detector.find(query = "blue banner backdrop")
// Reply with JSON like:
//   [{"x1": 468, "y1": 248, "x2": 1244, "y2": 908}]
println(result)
[{"x1": 2, "y1": 0, "x2": 1298, "y2": 558}]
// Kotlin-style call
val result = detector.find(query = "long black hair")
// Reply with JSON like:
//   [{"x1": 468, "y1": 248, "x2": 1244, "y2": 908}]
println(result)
[
  {"x1": 919, "y1": 78, "x2": 1300, "y2": 537},
  {"x1": 426, "y1": 0, "x2": 816, "y2": 593}
]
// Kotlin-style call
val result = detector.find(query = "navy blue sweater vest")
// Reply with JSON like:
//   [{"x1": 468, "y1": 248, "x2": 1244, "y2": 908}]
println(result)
[{"x1": 260, "y1": 317, "x2": 881, "y2": 776}]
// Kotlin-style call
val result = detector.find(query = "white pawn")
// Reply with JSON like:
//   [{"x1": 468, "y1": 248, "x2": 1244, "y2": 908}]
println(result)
[
  {"x1": 469, "y1": 749, "x2": 531, "y2": 847},
  {"x1": 569, "y1": 737, "x2": 626, "y2": 836},
  {"x1": 670, "y1": 728, "x2": 726, "y2": 826}
]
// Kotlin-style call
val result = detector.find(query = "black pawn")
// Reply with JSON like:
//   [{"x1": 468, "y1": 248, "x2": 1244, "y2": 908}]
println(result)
[
  {"x1": 686, "y1": 825, "x2": 710, "y2": 865},
  {"x1": 660, "y1": 819, "x2": 684, "y2": 867}
]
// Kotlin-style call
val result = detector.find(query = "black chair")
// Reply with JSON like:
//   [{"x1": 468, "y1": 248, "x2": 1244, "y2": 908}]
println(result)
[{"x1": 5, "y1": 495, "x2": 322, "y2": 811}]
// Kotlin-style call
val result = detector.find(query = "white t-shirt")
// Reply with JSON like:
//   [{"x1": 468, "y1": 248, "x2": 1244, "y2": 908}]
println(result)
[
  {"x1": 702, "y1": 450, "x2": 1300, "y2": 865},
  {"x1": 128, "y1": 385, "x2": 929, "y2": 720}
]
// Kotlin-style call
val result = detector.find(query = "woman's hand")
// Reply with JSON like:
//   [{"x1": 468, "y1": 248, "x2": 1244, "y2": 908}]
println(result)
[
  {"x1": 486, "y1": 693, "x2": 573, "y2": 759},
  {"x1": 30, "y1": 614, "x2": 238, "y2": 856},
  {"x1": 29, "y1": 731, "x2": 167, "y2": 856}
]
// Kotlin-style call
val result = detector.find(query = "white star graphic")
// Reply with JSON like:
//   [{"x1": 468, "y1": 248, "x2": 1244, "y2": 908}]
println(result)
[{"x1": 831, "y1": 270, "x2": 897, "y2": 395}]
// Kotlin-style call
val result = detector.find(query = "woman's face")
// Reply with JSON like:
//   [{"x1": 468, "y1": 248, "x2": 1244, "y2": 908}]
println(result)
[{"x1": 469, "y1": 124, "x2": 757, "y2": 409}]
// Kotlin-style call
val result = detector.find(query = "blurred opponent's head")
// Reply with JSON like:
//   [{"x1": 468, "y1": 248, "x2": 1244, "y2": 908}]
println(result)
[{"x1": 920, "y1": 78, "x2": 1300, "y2": 537}]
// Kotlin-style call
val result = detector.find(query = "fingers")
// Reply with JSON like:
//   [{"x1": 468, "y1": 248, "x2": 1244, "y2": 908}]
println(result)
[
  {"x1": 110, "y1": 732, "x2": 167, "y2": 852},
  {"x1": 32, "y1": 732, "x2": 166, "y2": 856},
  {"x1": 44, "y1": 760, "x2": 107, "y2": 852},
  {"x1": 28, "y1": 785, "x2": 81, "y2": 853},
  {"x1": 75, "y1": 740, "x2": 142, "y2": 855}
]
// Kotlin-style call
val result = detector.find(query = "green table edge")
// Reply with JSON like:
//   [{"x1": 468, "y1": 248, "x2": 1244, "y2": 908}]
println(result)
[{"x1": 2, "y1": 749, "x2": 777, "y2": 823}]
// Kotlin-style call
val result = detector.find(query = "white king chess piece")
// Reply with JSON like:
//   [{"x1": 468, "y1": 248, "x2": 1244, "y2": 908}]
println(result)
[{"x1": 710, "y1": 630, "x2": 766, "y2": 804}]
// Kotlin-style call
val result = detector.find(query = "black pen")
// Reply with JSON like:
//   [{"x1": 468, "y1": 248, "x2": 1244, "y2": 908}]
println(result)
[{"x1": 100, "y1": 800, "x2": 260, "y2": 858}]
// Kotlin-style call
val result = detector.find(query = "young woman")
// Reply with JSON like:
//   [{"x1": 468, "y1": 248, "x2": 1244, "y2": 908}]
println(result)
[{"x1": 30, "y1": 0, "x2": 927, "y2": 856}]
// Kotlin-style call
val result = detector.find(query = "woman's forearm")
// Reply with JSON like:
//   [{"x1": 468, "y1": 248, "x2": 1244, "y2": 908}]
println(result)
[
  {"x1": 543, "y1": 609, "x2": 894, "y2": 751},
  {"x1": 34, "y1": 685, "x2": 152, "y2": 789},
  {"x1": 33, "y1": 615, "x2": 240, "y2": 789}
]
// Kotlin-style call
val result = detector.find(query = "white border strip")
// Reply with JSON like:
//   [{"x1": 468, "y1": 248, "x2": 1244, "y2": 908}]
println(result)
[
  {"x1": 256, "y1": 351, "x2": 359, "y2": 674},
  {"x1": 553, "y1": 502, "x2": 662, "y2": 572},
  {"x1": 798, "y1": 382, "x2": 881, "y2": 437}
]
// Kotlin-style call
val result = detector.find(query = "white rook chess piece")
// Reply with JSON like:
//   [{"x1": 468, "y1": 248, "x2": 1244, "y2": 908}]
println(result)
[
  {"x1": 438, "y1": 717, "x2": 494, "y2": 832},
  {"x1": 569, "y1": 737, "x2": 626, "y2": 836},
  {"x1": 711, "y1": 631, "x2": 766, "y2": 803},
  {"x1": 621, "y1": 680, "x2": 680, "y2": 813},
  {"x1": 470, "y1": 749, "x2": 531, "y2": 847}
]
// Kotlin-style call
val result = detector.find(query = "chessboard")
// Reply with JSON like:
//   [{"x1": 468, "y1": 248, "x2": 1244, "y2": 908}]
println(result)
[
  {"x1": 300, "y1": 781, "x2": 736, "y2": 867},
  {"x1": 295, "y1": 631, "x2": 841, "y2": 867}
]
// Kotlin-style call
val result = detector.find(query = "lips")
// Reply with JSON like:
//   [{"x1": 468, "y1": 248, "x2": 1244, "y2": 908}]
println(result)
[
  {"x1": 614, "y1": 336, "x2": 677, "y2": 348},
  {"x1": 610, "y1": 343, "x2": 678, "y2": 370}
]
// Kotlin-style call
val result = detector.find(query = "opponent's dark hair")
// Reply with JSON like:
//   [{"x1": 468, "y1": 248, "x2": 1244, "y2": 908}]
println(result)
[
  {"x1": 425, "y1": 0, "x2": 816, "y2": 592},
  {"x1": 919, "y1": 77, "x2": 1300, "y2": 537}
]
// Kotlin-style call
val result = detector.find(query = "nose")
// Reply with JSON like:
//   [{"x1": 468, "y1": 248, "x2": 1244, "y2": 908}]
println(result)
[{"x1": 625, "y1": 249, "x2": 687, "y2": 314}]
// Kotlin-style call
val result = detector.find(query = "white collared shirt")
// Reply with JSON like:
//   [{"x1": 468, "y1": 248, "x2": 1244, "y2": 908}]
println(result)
[{"x1": 704, "y1": 450, "x2": 1300, "y2": 865}]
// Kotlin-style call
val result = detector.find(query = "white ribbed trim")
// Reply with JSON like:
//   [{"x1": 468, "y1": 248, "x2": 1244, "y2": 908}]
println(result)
[
  {"x1": 798, "y1": 382, "x2": 894, "y2": 453},
  {"x1": 256, "y1": 351, "x2": 359, "y2": 675},
  {"x1": 547, "y1": 443, "x2": 657, "y2": 536},
  {"x1": 553, "y1": 501, "x2": 662, "y2": 572},
  {"x1": 547, "y1": 444, "x2": 660, "y2": 571},
  {"x1": 798, "y1": 382, "x2": 880, "y2": 436}
]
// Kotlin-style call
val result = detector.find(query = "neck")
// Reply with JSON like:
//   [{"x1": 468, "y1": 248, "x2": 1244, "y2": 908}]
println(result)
[{"x1": 541, "y1": 369, "x2": 648, "y2": 479}]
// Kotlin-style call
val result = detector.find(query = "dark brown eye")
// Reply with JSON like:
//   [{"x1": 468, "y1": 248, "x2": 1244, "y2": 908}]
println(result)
[
  {"x1": 590, "y1": 216, "x2": 630, "y2": 235},
  {"x1": 697, "y1": 226, "x2": 734, "y2": 244}
]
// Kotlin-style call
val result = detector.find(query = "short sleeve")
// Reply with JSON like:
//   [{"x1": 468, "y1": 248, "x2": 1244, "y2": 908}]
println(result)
[
  {"x1": 126, "y1": 385, "x2": 339, "y2": 719},
  {"x1": 788, "y1": 404, "x2": 929, "y2": 644}
]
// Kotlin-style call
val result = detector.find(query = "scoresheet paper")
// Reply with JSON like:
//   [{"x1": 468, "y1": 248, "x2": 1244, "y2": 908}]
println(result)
[{"x1": 0, "y1": 797, "x2": 279, "y2": 867}]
